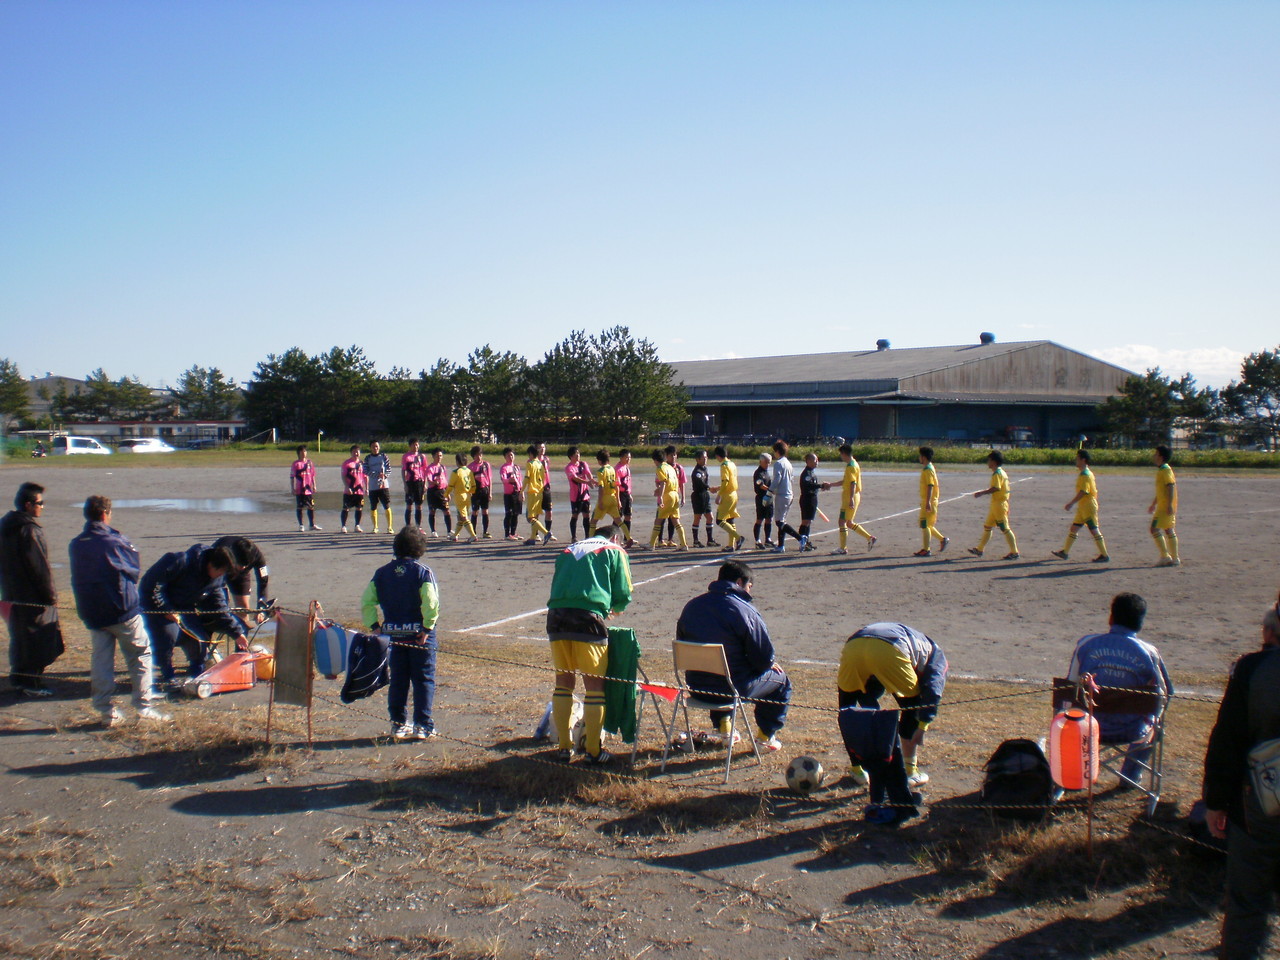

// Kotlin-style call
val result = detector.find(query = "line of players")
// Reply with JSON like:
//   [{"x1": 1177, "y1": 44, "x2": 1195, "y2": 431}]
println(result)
[{"x1": 288, "y1": 439, "x2": 1182, "y2": 565}]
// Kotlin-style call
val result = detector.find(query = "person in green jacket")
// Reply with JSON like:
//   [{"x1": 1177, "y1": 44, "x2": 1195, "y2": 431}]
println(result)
[{"x1": 545, "y1": 524, "x2": 632, "y2": 764}]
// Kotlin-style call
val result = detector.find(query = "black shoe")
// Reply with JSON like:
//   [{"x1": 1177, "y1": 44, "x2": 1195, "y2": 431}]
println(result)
[{"x1": 583, "y1": 748, "x2": 614, "y2": 766}]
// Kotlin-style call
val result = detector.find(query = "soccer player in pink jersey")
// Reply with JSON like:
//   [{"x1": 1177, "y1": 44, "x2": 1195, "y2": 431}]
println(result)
[
  {"x1": 468, "y1": 445, "x2": 494, "y2": 539},
  {"x1": 401, "y1": 439, "x2": 427, "y2": 528},
  {"x1": 290, "y1": 445, "x2": 320, "y2": 532},
  {"x1": 340, "y1": 445, "x2": 367, "y2": 533},
  {"x1": 498, "y1": 447, "x2": 523, "y2": 539},
  {"x1": 565, "y1": 446, "x2": 596, "y2": 543},
  {"x1": 424, "y1": 448, "x2": 452, "y2": 539}
]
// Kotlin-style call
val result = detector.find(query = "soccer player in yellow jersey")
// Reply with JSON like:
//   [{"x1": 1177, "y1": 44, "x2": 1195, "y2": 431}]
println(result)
[
  {"x1": 710, "y1": 445, "x2": 745, "y2": 550},
  {"x1": 588, "y1": 450, "x2": 629, "y2": 542},
  {"x1": 1149, "y1": 444, "x2": 1180, "y2": 566},
  {"x1": 968, "y1": 450, "x2": 1019, "y2": 560},
  {"x1": 1053, "y1": 449, "x2": 1109, "y2": 562},
  {"x1": 448, "y1": 453, "x2": 478, "y2": 543},
  {"x1": 522, "y1": 445, "x2": 552, "y2": 545},
  {"x1": 649, "y1": 449, "x2": 688, "y2": 550},
  {"x1": 914, "y1": 447, "x2": 949, "y2": 557},
  {"x1": 831, "y1": 443, "x2": 876, "y2": 554}
]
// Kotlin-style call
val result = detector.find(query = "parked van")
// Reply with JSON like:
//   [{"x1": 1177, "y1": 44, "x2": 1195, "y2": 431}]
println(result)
[{"x1": 51, "y1": 436, "x2": 112, "y2": 455}]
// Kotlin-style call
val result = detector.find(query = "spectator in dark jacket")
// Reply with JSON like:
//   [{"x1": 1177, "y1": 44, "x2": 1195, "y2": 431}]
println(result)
[
  {"x1": 139, "y1": 543, "x2": 241, "y2": 688},
  {"x1": 0, "y1": 482, "x2": 63, "y2": 695},
  {"x1": 212, "y1": 535, "x2": 271, "y2": 628},
  {"x1": 675, "y1": 560, "x2": 791, "y2": 750},
  {"x1": 1203, "y1": 606, "x2": 1280, "y2": 959},
  {"x1": 69, "y1": 496, "x2": 169, "y2": 724}
]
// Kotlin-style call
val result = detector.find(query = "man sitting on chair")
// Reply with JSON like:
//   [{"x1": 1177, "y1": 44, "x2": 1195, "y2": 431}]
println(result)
[
  {"x1": 1067, "y1": 592, "x2": 1172, "y2": 788},
  {"x1": 675, "y1": 560, "x2": 791, "y2": 750}
]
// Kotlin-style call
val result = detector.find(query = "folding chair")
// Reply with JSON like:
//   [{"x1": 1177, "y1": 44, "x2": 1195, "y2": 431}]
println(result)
[
  {"x1": 660, "y1": 640, "x2": 761, "y2": 782},
  {"x1": 1051, "y1": 677, "x2": 1167, "y2": 815}
]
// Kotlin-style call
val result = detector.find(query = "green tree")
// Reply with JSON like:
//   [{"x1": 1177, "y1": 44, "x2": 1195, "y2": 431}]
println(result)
[
  {"x1": 1222, "y1": 346, "x2": 1280, "y2": 449},
  {"x1": 1096, "y1": 368, "x2": 1212, "y2": 447},
  {"x1": 0, "y1": 358, "x2": 30, "y2": 426},
  {"x1": 244, "y1": 348, "x2": 325, "y2": 437},
  {"x1": 592, "y1": 326, "x2": 688, "y2": 441},
  {"x1": 316, "y1": 346, "x2": 381, "y2": 436},
  {"x1": 173, "y1": 366, "x2": 243, "y2": 419},
  {"x1": 53, "y1": 369, "x2": 159, "y2": 421},
  {"x1": 455, "y1": 346, "x2": 528, "y2": 441},
  {"x1": 378, "y1": 360, "x2": 459, "y2": 439},
  {"x1": 530, "y1": 331, "x2": 595, "y2": 438}
]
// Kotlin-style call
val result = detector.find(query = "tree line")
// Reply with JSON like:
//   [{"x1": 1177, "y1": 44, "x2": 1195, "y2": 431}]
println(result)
[
  {"x1": 1095, "y1": 346, "x2": 1280, "y2": 449},
  {"x1": 0, "y1": 326, "x2": 689, "y2": 445}
]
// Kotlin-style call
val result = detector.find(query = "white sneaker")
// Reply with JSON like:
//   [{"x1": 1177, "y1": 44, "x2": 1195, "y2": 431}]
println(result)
[
  {"x1": 310, "y1": 524, "x2": 323, "y2": 531},
  {"x1": 848, "y1": 765, "x2": 870, "y2": 786},
  {"x1": 907, "y1": 770, "x2": 930, "y2": 787},
  {"x1": 298, "y1": 524, "x2": 306, "y2": 533},
  {"x1": 413, "y1": 724, "x2": 437, "y2": 740},
  {"x1": 355, "y1": 525, "x2": 364, "y2": 533},
  {"x1": 341, "y1": 526, "x2": 348, "y2": 534},
  {"x1": 831, "y1": 547, "x2": 848, "y2": 555},
  {"x1": 392, "y1": 722, "x2": 414, "y2": 740},
  {"x1": 136, "y1": 706, "x2": 172, "y2": 723},
  {"x1": 100, "y1": 708, "x2": 123, "y2": 727},
  {"x1": 755, "y1": 733, "x2": 783, "y2": 751}
]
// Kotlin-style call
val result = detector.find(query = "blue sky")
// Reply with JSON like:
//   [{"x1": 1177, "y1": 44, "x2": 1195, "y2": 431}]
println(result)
[{"x1": 2, "y1": 1, "x2": 1276, "y2": 389}]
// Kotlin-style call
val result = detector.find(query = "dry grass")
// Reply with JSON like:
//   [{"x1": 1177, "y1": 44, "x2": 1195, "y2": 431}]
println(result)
[{"x1": 0, "y1": 814, "x2": 113, "y2": 903}]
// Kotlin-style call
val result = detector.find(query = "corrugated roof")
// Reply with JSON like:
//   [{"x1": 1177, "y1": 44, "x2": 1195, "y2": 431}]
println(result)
[
  {"x1": 669, "y1": 340, "x2": 1123, "y2": 388},
  {"x1": 697, "y1": 391, "x2": 1106, "y2": 408}
]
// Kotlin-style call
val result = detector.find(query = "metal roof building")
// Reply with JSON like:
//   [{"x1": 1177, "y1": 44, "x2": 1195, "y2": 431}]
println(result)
[{"x1": 669, "y1": 336, "x2": 1132, "y2": 445}]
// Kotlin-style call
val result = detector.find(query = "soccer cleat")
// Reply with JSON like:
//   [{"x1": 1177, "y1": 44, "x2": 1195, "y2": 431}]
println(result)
[
  {"x1": 1157, "y1": 557, "x2": 1176, "y2": 567},
  {"x1": 1051, "y1": 549, "x2": 1069, "y2": 560},
  {"x1": 764, "y1": 538, "x2": 776, "y2": 547},
  {"x1": 754, "y1": 541, "x2": 764, "y2": 550},
  {"x1": 355, "y1": 525, "x2": 364, "y2": 533},
  {"x1": 1172, "y1": 558, "x2": 1182, "y2": 566},
  {"x1": 690, "y1": 539, "x2": 702, "y2": 548},
  {"x1": 797, "y1": 535, "x2": 809, "y2": 552},
  {"x1": 772, "y1": 544, "x2": 785, "y2": 553},
  {"x1": 310, "y1": 524, "x2": 323, "y2": 531},
  {"x1": 907, "y1": 770, "x2": 930, "y2": 787},
  {"x1": 913, "y1": 549, "x2": 932, "y2": 557},
  {"x1": 483, "y1": 533, "x2": 493, "y2": 540},
  {"x1": 298, "y1": 524, "x2": 306, "y2": 533},
  {"x1": 341, "y1": 526, "x2": 348, "y2": 534},
  {"x1": 429, "y1": 531, "x2": 439, "y2": 539},
  {"x1": 967, "y1": 547, "x2": 983, "y2": 557},
  {"x1": 449, "y1": 534, "x2": 458, "y2": 542},
  {"x1": 706, "y1": 539, "x2": 719, "y2": 548},
  {"x1": 755, "y1": 731, "x2": 783, "y2": 751},
  {"x1": 583, "y1": 748, "x2": 614, "y2": 766},
  {"x1": 136, "y1": 706, "x2": 172, "y2": 723},
  {"x1": 1092, "y1": 555, "x2": 1110, "y2": 563},
  {"x1": 523, "y1": 538, "x2": 539, "y2": 546},
  {"x1": 867, "y1": 536, "x2": 877, "y2": 551},
  {"x1": 468, "y1": 536, "x2": 478, "y2": 544},
  {"x1": 1002, "y1": 552, "x2": 1020, "y2": 561},
  {"x1": 392, "y1": 722, "x2": 414, "y2": 740},
  {"x1": 938, "y1": 537, "x2": 950, "y2": 553},
  {"x1": 831, "y1": 547, "x2": 848, "y2": 555},
  {"x1": 555, "y1": 748, "x2": 575, "y2": 763},
  {"x1": 545, "y1": 535, "x2": 558, "y2": 543}
]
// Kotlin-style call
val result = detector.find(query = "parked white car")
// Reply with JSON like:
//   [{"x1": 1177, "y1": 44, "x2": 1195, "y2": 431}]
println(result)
[
  {"x1": 117, "y1": 437, "x2": 176, "y2": 453},
  {"x1": 51, "y1": 436, "x2": 112, "y2": 455}
]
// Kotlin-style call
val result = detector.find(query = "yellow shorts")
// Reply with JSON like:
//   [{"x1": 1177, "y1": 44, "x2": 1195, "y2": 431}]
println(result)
[
  {"x1": 1151, "y1": 514, "x2": 1176, "y2": 530},
  {"x1": 551, "y1": 639, "x2": 609, "y2": 675},
  {"x1": 840, "y1": 493, "x2": 861, "y2": 523},
  {"x1": 716, "y1": 495, "x2": 739, "y2": 521},
  {"x1": 984, "y1": 503, "x2": 1009, "y2": 527},
  {"x1": 1072, "y1": 503, "x2": 1099, "y2": 527},
  {"x1": 838, "y1": 635, "x2": 918, "y2": 698},
  {"x1": 919, "y1": 509, "x2": 938, "y2": 527},
  {"x1": 657, "y1": 502, "x2": 681, "y2": 520},
  {"x1": 525, "y1": 493, "x2": 543, "y2": 519}
]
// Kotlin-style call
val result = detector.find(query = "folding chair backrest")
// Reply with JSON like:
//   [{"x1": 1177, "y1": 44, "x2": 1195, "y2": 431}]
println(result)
[
  {"x1": 1051, "y1": 677, "x2": 1163, "y2": 718},
  {"x1": 672, "y1": 640, "x2": 731, "y2": 679}
]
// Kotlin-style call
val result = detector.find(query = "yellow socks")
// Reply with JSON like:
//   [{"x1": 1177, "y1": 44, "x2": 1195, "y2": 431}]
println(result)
[
  {"x1": 552, "y1": 688, "x2": 574, "y2": 750},
  {"x1": 583, "y1": 692, "x2": 605, "y2": 757}
]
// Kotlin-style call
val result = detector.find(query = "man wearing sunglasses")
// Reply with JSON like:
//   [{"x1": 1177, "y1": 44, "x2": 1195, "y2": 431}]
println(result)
[{"x1": 1, "y1": 482, "x2": 64, "y2": 696}]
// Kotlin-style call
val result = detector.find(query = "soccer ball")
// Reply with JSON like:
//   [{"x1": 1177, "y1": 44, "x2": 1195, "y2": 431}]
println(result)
[{"x1": 786, "y1": 755, "x2": 825, "y2": 795}]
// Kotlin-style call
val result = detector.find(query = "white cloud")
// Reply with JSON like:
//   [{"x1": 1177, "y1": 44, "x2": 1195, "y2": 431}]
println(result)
[
  {"x1": 1093, "y1": 344, "x2": 1248, "y2": 388},
  {"x1": 670, "y1": 337, "x2": 686, "y2": 345}
]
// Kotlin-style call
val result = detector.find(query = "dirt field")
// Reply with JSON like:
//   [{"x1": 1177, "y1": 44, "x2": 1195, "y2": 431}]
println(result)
[{"x1": 2, "y1": 458, "x2": 1277, "y2": 958}]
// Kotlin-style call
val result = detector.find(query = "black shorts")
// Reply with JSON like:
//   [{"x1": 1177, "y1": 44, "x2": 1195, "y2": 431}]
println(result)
[
  {"x1": 404, "y1": 480, "x2": 425, "y2": 504},
  {"x1": 755, "y1": 496, "x2": 773, "y2": 520},
  {"x1": 427, "y1": 488, "x2": 448, "y2": 510},
  {"x1": 620, "y1": 491, "x2": 633, "y2": 517},
  {"x1": 570, "y1": 498, "x2": 591, "y2": 516},
  {"x1": 472, "y1": 487, "x2": 491, "y2": 510},
  {"x1": 691, "y1": 491, "x2": 712, "y2": 514},
  {"x1": 343, "y1": 493, "x2": 364, "y2": 510},
  {"x1": 799, "y1": 495, "x2": 818, "y2": 523},
  {"x1": 541, "y1": 489, "x2": 553, "y2": 509},
  {"x1": 368, "y1": 488, "x2": 391, "y2": 509},
  {"x1": 295, "y1": 493, "x2": 315, "y2": 509},
  {"x1": 546, "y1": 606, "x2": 608, "y2": 643},
  {"x1": 504, "y1": 492, "x2": 521, "y2": 514}
]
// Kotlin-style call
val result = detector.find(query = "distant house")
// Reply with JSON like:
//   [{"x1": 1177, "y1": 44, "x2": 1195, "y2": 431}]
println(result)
[{"x1": 669, "y1": 335, "x2": 1132, "y2": 445}]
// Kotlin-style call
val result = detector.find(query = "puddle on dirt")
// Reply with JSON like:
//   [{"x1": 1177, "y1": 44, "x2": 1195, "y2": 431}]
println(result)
[{"x1": 112, "y1": 497, "x2": 267, "y2": 514}]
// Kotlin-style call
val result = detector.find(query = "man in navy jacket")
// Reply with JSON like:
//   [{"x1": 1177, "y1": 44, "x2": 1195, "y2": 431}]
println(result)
[
  {"x1": 676, "y1": 559, "x2": 791, "y2": 749},
  {"x1": 139, "y1": 543, "x2": 242, "y2": 688},
  {"x1": 69, "y1": 496, "x2": 170, "y2": 724}
]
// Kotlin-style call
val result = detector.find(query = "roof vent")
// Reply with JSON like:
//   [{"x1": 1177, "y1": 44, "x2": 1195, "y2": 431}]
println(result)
[
  {"x1": 875, "y1": 339, "x2": 890, "y2": 351},
  {"x1": 979, "y1": 332, "x2": 996, "y2": 345}
]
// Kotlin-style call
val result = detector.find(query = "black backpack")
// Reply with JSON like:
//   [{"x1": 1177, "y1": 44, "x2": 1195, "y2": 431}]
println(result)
[
  {"x1": 340, "y1": 633, "x2": 390, "y2": 704},
  {"x1": 980, "y1": 738, "x2": 1057, "y2": 820}
]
